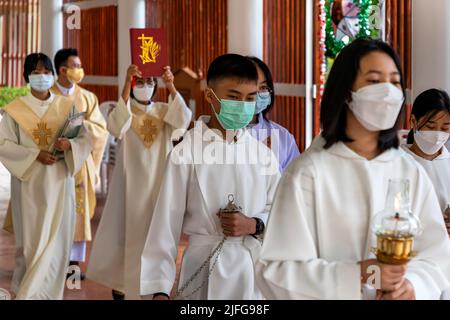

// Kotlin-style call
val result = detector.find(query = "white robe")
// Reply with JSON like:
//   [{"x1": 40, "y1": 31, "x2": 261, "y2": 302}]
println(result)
[
  {"x1": 402, "y1": 144, "x2": 450, "y2": 299},
  {"x1": 86, "y1": 94, "x2": 192, "y2": 299},
  {"x1": 255, "y1": 136, "x2": 450, "y2": 300},
  {"x1": 140, "y1": 117, "x2": 281, "y2": 300},
  {"x1": 0, "y1": 93, "x2": 91, "y2": 300}
]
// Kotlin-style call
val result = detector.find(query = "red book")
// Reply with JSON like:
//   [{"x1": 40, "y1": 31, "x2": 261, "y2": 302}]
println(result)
[{"x1": 130, "y1": 28, "x2": 168, "y2": 77}]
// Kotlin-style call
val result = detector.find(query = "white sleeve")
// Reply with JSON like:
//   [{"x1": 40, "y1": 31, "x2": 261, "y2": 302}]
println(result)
[
  {"x1": 140, "y1": 142, "x2": 192, "y2": 296},
  {"x1": 163, "y1": 92, "x2": 192, "y2": 141},
  {"x1": 64, "y1": 123, "x2": 93, "y2": 176},
  {"x1": 254, "y1": 158, "x2": 281, "y2": 226},
  {"x1": 107, "y1": 97, "x2": 132, "y2": 139},
  {"x1": 405, "y1": 171, "x2": 450, "y2": 300},
  {"x1": 0, "y1": 113, "x2": 40, "y2": 181},
  {"x1": 255, "y1": 157, "x2": 362, "y2": 300}
]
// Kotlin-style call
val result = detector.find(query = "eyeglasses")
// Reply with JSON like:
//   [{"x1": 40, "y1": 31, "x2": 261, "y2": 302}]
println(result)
[
  {"x1": 257, "y1": 86, "x2": 273, "y2": 97},
  {"x1": 135, "y1": 78, "x2": 155, "y2": 88}
]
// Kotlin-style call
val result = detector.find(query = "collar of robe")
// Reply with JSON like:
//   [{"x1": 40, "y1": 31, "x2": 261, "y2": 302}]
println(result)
[
  {"x1": 131, "y1": 98, "x2": 157, "y2": 116},
  {"x1": 22, "y1": 91, "x2": 55, "y2": 109},
  {"x1": 402, "y1": 144, "x2": 450, "y2": 161},
  {"x1": 197, "y1": 115, "x2": 248, "y2": 144},
  {"x1": 326, "y1": 139, "x2": 400, "y2": 162},
  {"x1": 55, "y1": 80, "x2": 76, "y2": 96},
  {"x1": 20, "y1": 92, "x2": 56, "y2": 120}
]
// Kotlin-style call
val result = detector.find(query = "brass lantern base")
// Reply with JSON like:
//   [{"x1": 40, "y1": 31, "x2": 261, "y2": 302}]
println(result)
[{"x1": 373, "y1": 234, "x2": 417, "y2": 265}]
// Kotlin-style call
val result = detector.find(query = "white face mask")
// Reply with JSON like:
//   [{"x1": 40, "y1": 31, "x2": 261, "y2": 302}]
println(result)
[
  {"x1": 29, "y1": 74, "x2": 54, "y2": 92},
  {"x1": 133, "y1": 85, "x2": 155, "y2": 102},
  {"x1": 348, "y1": 83, "x2": 404, "y2": 132},
  {"x1": 414, "y1": 130, "x2": 450, "y2": 155}
]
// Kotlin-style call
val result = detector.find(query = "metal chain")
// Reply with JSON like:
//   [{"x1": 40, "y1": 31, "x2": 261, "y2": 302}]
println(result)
[{"x1": 173, "y1": 236, "x2": 227, "y2": 300}]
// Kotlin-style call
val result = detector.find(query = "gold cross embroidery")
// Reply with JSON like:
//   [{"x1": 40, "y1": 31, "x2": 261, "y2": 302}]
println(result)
[
  {"x1": 32, "y1": 122, "x2": 53, "y2": 147},
  {"x1": 139, "y1": 118, "x2": 159, "y2": 146}
]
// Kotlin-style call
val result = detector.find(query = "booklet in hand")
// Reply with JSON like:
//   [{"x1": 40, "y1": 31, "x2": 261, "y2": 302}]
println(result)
[{"x1": 51, "y1": 107, "x2": 86, "y2": 159}]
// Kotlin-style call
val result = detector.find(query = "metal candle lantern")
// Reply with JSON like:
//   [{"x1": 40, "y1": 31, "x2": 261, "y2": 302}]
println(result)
[
  {"x1": 372, "y1": 179, "x2": 422, "y2": 265},
  {"x1": 220, "y1": 194, "x2": 242, "y2": 215},
  {"x1": 174, "y1": 194, "x2": 241, "y2": 299}
]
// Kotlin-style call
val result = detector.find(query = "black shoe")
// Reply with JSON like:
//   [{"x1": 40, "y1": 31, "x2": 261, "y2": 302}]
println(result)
[{"x1": 112, "y1": 289, "x2": 125, "y2": 300}]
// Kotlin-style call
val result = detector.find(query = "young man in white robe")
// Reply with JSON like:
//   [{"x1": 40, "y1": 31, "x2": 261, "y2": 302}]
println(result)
[
  {"x1": 255, "y1": 39, "x2": 450, "y2": 300},
  {"x1": 51, "y1": 48, "x2": 108, "y2": 274},
  {"x1": 140, "y1": 54, "x2": 280, "y2": 300},
  {"x1": 86, "y1": 65, "x2": 192, "y2": 300},
  {"x1": 400, "y1": 88, "x2": 450, "y2": 299},
  {"x1": 0, "y1": 53, "x2": 92, "y2": 300}
]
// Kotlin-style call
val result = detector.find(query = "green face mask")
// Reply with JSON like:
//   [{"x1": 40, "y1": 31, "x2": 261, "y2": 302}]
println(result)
[{"x1": 209, "y1": 89, "x2": 256, "y2": 130}]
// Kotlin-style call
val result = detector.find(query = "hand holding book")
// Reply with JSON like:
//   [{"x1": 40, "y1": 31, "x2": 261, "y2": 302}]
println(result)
[
  {"x1": 50, "y1": 106, "x2": 86, "y2": 159},
  {"x1": 54, "y1": 138, "x2": 72, "y2": 152}
]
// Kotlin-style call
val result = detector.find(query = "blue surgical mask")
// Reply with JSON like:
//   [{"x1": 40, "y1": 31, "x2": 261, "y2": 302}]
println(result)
[
  {"x1": 29, "y1": 74, "x2": 54, "y2": 92},
  {"x1": 255, "y1": 91, "x2": 272, "y2": 114},
  {"x1": 209, "y1": 89, "x2": 256, "y2": 130}
]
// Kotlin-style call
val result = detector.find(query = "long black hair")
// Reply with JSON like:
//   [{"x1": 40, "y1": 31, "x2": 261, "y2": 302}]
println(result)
[
  {"x1": 406, "y1": 89, "x2": 450, "y2": 144},
  {"x1": 320, "y1": 38, "x2": 406, "y2": 151},
  {"x1": 247, "y1": 56, "x2": 275, "y2": 120}
]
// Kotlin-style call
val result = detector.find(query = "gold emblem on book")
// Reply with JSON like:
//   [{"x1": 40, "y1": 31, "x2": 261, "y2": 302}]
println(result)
[
  {"x1": 32, "y1": 122, "x2": 53, "y2": 147},
  {"x1": 138, "y1": 34, "x2": 161, "y2": 64}
]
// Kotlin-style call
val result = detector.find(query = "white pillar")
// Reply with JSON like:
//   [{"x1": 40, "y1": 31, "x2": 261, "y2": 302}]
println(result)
[
  {"x1": 40, "y1": 0, "x2": 63, "y2": 61},
  {"x1": 412, "y1": 0, "x2": 450, "y2": 99},
  {"x1": 305, "y1": 0, "x2": 314, "y2": 148},
  {"x1": 118, "y1": 0, "x2": 146, "y2": 93},
  {"x1": 227, "y1": 0, "x2": 263, "y2": 58}
]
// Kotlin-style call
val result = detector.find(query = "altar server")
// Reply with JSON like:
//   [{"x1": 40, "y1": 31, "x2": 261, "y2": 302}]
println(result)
[
  {"x1": 87, "y1": 64, "x2": 192, "y2": 300},
  {"x1": 247, "y1": 57, "x2": 300, "y2": 173},
  {"x1": 0, "y1": 53, "x2": 91, "y2": 299},
  {"x1": 52, "y1": 48, "x2": 108, "y2": 270},
  {"x1": 401, "y1": 88, "x2": 450, "y2": 299},
  {"x1": 255, "y1": 39, "x2": 450, "y2": 300},
  {"x1": 140, "y1": 54, "x2": 280, "y2": 300}
]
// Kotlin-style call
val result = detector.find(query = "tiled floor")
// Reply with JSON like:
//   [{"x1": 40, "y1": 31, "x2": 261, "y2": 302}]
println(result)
[{"x1": 0, "y1": 167, "x2": 186, "y2": 300}]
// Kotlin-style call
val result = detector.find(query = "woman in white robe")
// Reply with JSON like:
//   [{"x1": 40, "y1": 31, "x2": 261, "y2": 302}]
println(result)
[
  {"x1": 0, "y1": 53, "x2": 91, "y2": 300},
  {"x1": 256, "y1": 39, "x2": 450, "y2": 300},
  {"x1": 400, "y1": 88, "x2": 450, "y2": 299},
  {"x1": 86, "y1": 65, "x2": 192, "y2": 300}
]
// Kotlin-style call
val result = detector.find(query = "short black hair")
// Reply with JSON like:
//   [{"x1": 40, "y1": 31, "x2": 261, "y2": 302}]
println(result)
[
  {"x1": 23, "y1": 53, "x2": 54, "y2": 83},
  {"x1": 247, "y1": 56, "x2": 275, "y2": 120},
  {"x1": 207, "y1": 54, "x2": 258, "y2": 87},
  {"x1": 320, "y1": 38, "x2": 406, "y2": 151},
  {"x1": 407, "y1": 89, "x2": 450, "y2": 143},
  {"x1": 54, "y1": 48, "x2": 79, "y2": 75}
]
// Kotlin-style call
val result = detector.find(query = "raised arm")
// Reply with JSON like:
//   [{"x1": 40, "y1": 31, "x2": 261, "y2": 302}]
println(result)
[{"x1": 161, "y1": 66, "x2": 192, "y2": 139}]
